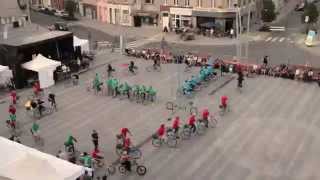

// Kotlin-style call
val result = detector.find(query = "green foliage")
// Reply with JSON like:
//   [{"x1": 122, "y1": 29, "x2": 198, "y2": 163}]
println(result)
[
  {"x1": 261, "y1": 0, "x2": 277, "y2": 22},
  {"x1": 65, "y1": 0, "x2": 76, "y2": 18},
  {"x1": 302, "y1": 3, "x2": 319, "y2": 23}
]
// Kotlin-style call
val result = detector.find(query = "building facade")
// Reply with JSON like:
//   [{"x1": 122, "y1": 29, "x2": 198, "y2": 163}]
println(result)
[
  {"x1": 0, "y1": 0, "x2": 29, "y2": 26},
  {"x1": 80, "y1": 0, "x2": 98, "y2": 19},
  {"x1": 160, "y1": 0, "x2": 255, "y2": 32},
  {"x1": 51, "y1": 0, "x2": 65, "y2": 10}
]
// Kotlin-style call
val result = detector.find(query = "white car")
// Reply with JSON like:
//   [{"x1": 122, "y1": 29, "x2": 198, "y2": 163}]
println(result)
[{"x1": 54, "y1": 10, "x2": 68, "y2": 17}]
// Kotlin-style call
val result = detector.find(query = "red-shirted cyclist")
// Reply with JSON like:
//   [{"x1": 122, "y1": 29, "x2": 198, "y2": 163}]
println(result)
[
  {"x1": 157, "y1": 124, "x2": 166, "y2": 140},
  {"x1": 220, "y1": 95, "x2": 228, "y2": 111},
  {"x1": 188, "y1": 114, "x2": 196, "y2": 133},
  {"x1": 201, "y1": 108, "x2": 209, "y2": 128},
  {"x1": 172, "y1": 116, "x2": 180, "y2": 135}
]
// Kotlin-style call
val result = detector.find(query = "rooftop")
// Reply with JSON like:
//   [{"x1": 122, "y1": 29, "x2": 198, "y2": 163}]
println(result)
[{"x1": 0, "y1": 24, "x2": 72, "y2": 47}]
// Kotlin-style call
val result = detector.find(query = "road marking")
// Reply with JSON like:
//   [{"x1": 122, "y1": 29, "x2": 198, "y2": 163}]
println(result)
[
  {"x1": 265, "y1": 37, "x2": 272, "y2": 42},
  {"x1": 279, "y1": 37, "x2": 285, "y2": 42},
  {"x1": 271, "y1": 37, "x2": 279, "y2": 42}
]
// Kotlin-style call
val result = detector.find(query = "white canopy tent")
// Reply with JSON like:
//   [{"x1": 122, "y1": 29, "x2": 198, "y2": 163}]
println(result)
[
  {"x1": 73, "y1": 36, "x2": 90, "y2": 53},
  {"x1": 0, "y1": 65, "x2": 12, "y2": 84},
  {"x1": 0, "y1": 137, "x2": 85, "y2": 180},
  {"x1": 21, "y1": 54, "x2": 61, "y2": 89}
]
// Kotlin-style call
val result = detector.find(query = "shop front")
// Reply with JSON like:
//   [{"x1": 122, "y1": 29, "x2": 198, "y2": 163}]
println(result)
[
  {"x1": 169, "y1": 7, "x2": 193, "y2": 29},
  {"x1": 132, "y1": 11, "x2": 158, "y2": 27},
  {"x1": 192, "y1": 9, "x2": 236, "y2": 32}
]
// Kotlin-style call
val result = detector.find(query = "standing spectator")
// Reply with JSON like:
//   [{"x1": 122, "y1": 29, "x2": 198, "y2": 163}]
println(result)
[
  {"x1": 91, "y1": 130, "x2": 99, "y2": 149},
  {"x1": 210, "y1": 28, "x2": 214, "y2": 37},
  {"x1": 230, "y1": 28, "x2": 234, "y2": 38},
  {"x1": 263, "y1": 56, "x2": 269, "y2": 66}
]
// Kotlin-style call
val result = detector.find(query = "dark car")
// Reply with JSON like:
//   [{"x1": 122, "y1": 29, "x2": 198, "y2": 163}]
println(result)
[{"x1": 53, "y1": 22, "x2": 69, "y2": 31}]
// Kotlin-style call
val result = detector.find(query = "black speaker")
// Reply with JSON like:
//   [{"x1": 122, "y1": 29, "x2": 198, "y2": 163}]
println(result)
[{"x1": 13, "y1": 21, "x2": 19, "y2": 28}]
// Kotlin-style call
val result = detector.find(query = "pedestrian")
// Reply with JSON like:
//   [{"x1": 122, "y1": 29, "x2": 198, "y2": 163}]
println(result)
[
  {"x1": 210, "y1": 28, "x2": 214, "y2": 37},
  {"x1": 230, "y1": 28, "x2": 234, "y2": 38},
  {"x1": 91, "y1": 130, "x2": 99, "y2": 149},
  {"x1": 263, "y1": 56, "x2": 268, "y2": 66},
  {"x1": 10, "y1": 90, "x2": 17, "y2": 105}
]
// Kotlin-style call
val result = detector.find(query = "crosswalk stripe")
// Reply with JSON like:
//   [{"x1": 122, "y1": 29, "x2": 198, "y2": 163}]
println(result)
[
  {"x1": 271, "y1": 37, "x2": 279, "y2": 42},
  {"x1": 265, "y1": 37, "x2": 272, "y2": 42},
  {"x1": 279, "y1": 37, "x2": 285, "y2": 42}
]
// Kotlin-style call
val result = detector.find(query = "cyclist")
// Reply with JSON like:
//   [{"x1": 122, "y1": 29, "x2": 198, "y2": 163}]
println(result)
[
  {"x1": 237, "y1": 71, "x2": 244, "y2": 88},
  {"x1": 80, "y1": 152, "x2": 93, "y2": 168},
  {"x1": 220, "y1": 95, "x2": 228, "y2": 111},
  {"x1": 30, "y1": 122, "x2": 40, "y2": 142},
  {"x1": 64, "y1": 135, "x2": 77, "y2": 153},
  {"x1": 93, "y1": 73, "x2": 102, "y2": 92},
  {"x1": 147, "y1": 86, "x2": 157, "y2": 102},
  {"x1": 91, "y1": 148, "x2": 104, "y2": 165},
  {"x1": 107, "y1": 64, "x2": 115, "y2": 78},
  {"x1": 8, "y1": 105, "x2": 16, "y2": 115},
  {"x1": 157, "y1": 124, "x2": 166, "y2": 141},
  {"x1": 7, "y1": 113, "x2": 16, "y2": 129},
  {"x1": 120, "y1": 151, "x2": 131, "y2": 172},
  {"x1": 48, "y1": 93, "x2": 56, "y2": 110},
  {"x1": 153, "y1": 57, "x2": 160, "y2": 70},
  {"x1": 172, "y1": 116, "x2": 180, "y2": 136},
  {"x1": 129, "y1": 61, "x2": 136, "y2": 74},
  {"x1": 123, "y1": 137, "x2": 131, "y2": 152},
  {"x1": 182, "y1": 80, "x2": 193, "y2": 95},
  {"x1": 201, "y1": 108, "x2": 209, "y2": 128},
  {"x1": 188, "y1": 114, "x2": 196, "y2": 133},
  {"x1": 120, "y1": 127, "x2": 132, "y2": 140}
]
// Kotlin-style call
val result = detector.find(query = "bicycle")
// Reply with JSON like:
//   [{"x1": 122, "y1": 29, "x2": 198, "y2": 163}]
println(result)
[
  {"x1": 219, "y1": 104, "x2": 231, "y2": 116},
  {"x1": 181, "y1": 121, "x2": 206, "y2": 139},
  {"x1": 166, "y1": 101, "x2": 198, "y2": 115},
  {"x1": 151, "y1": 131, "x2": 178, "y2": 148},
  {"x1": 115, "y1": 144, "x2": 142, "y2": 159},
  {"x1": 118, "y1": 159, "x2": 147, "y2": 176}
]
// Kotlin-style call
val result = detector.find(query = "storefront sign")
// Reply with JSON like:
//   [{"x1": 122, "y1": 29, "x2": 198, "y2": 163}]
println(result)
[{"x1": 170, "y1": 7, "x2": 192, "y2": 16}]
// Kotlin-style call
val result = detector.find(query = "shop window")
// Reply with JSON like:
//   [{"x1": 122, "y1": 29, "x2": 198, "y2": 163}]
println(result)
[{"x1": 145, "y1": 0, "x2": 153, "y2": 4}]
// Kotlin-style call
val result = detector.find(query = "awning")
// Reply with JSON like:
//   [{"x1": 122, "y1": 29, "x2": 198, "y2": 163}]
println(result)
[
  {"x1": 0, "y1": 65, "x2": 13, "y2": 84},
  {"x1": 170, "y1": 7, "x2": 192, "y2": 16},
  {"x1": 192, "y1": 9, "x2": 235, "y2": 18},
  {"x1": 73, "y1": 36, "x2": 90, "y2": 53},
  {"x1": 21, "y1": 54, "x2": 61, "y2": 88},
  {"x1": 131, "y1": 11, "x2": 158, "y2": 17},
  {"x1": 0, "y1": 137, "x2": 85, "y2": 180}
]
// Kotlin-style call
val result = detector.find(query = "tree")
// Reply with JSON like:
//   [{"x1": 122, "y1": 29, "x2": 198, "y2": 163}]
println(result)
[
  {"x1": 65, "y1": 0, "x2": 76, "y2": 18},
  {"x1": 261, "y1": 0, "x2": 276, "y2": 22},
  {"x1": 302, "y1": 3, "x2": 319, "y2": 24}
]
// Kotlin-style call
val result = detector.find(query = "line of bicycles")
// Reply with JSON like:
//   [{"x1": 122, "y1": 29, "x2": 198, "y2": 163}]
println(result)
[
  {"x1": 178, "y1": 65, "x2": 217, "y2": 98},
  {"x1": 151, "y1": 115, "x2": 218, "y2": 148},
  {"x1": 88, "y1": 76, "x2": 158, "y2": 104}
]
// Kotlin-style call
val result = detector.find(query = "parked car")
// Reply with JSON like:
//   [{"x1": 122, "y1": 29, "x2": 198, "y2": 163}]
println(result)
[
  {"x1": 54, "y1": 10, "x2": 69, "y2": 17},
  {"x1": 51, "y1": 22, "x2": 69, "y2": 31}
]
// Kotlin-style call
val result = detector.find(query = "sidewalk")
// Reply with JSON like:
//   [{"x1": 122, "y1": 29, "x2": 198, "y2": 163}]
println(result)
[{"x1": 74, "y1": 19, "x2": 161, "y2": 40}]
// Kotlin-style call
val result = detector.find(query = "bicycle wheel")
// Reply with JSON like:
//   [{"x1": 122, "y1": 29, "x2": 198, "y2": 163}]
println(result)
[
  {"x1": 181, "y1": 128, "x2": 191, "y2": 140},
  {"x1": 107, "y1": 165, "x2": 116, "y2": 175},
  {"x1": 209, "y1": 116, "x2": 218, "y2": 128},
  {"x1": 151, "y1": 138, "x2": 161, "y2": 147},
  {"x1": 136, "y1": 165, "x2": 147, "y2": 176},
  {"x1": 196, "y1": 123, "x2": 206, "y2": 135},
  {"x1": 166, "y1": 137, "x2": 177, "y2": 148},
  {"x1": 118, "y1": 165, "x2": 127, "y2": 175}
]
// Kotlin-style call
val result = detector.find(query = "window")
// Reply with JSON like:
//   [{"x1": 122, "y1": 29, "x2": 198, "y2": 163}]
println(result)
[
  {"x1": 164, "y1": 0, "x2": 168, "y2": 5},
  {"x1": 122, "y1": 10, "x2": 129, "y2": 23},
  {"x1": 174, "y1": 0, "x2": 179, "y2": 5},
  {"x1": 145, "y1": 0, "x2": 153, "y2": 4},
  {"x1": 198, "y1": 0, "x2": 202, "y2": 7},
  {"x1": 185, "y1": 0, "x2": 190, "y2": 6}
]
